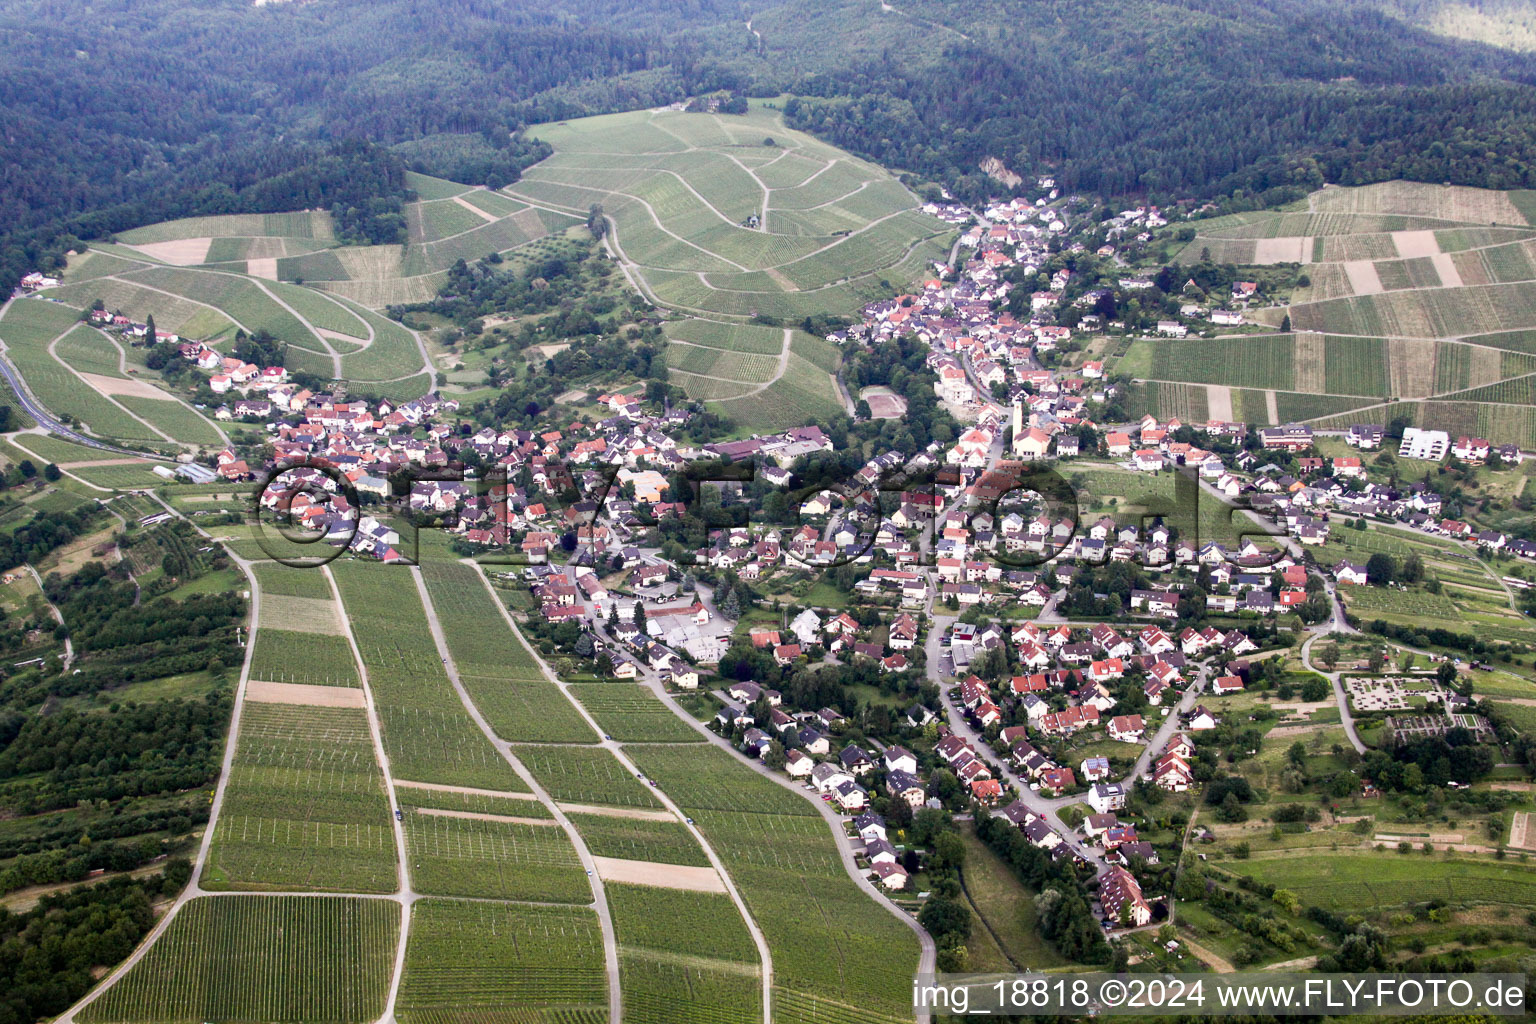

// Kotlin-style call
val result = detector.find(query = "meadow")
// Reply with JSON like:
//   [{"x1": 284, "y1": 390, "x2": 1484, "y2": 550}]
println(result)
[
  {"x1": 80, "y1": 895, "x2": 397, "y2": 1023},
  {"x1": 1229, "y1": 853, "x2": 1536, "y2": 910}
]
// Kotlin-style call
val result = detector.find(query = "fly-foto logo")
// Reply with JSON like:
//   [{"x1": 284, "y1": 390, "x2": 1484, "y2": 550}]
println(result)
[{"x1": 247, "y1": 457, "x2": 1290, "y2": 570}]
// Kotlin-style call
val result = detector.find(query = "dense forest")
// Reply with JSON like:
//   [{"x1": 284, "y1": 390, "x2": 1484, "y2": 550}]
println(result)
[{"x1": 8, "y1": 0, "x2": 1536, "y2": 291}]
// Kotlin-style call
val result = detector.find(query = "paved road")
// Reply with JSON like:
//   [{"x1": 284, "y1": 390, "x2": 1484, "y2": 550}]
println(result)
[
  {"x1": 0, "y1": 298, "x2": 171, "y2": 461},
  {"x1": 1299, "y1": 585, "x2": 1368, "y2": 754}
]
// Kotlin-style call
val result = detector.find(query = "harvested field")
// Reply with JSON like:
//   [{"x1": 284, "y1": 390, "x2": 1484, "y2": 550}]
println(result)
[
  {"x1": 128, "y1": 238, "x2": 212, "y2": 265},
  {"x1": 1253, "y1": 237, "x2": 1309, "y2": 263},
  {"x1": 245, "y1": 680, "x2": 367, "y2": 708},
  {"x1": 77, "y1": 371, "x2": 167, "y2": 401},
  {"x1": 1343, "y1": 260, "x2": 1384, "y2": 295},
  {"x1": 592, "y1": 856, "x2": 726, "y2": 893},
  {"x1": 1432, "y1": 252, "x2": 1464, "y2": 288},
  {"x1": 1206, "y1": 384, "x2": 1234, "y2": 421},
  {"x1": 248, "y1": 257, "x2": 279, "y2": 280},
  {"x1": 1391, "y1": 230, "x2": 1441, "y2": 258}
]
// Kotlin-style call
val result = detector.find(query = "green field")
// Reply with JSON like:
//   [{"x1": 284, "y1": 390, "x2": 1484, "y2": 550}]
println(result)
[
  {"x1": 1229, "y1": 853, "x2": 1536, "y2": 910},
  {"x1": 205, "y1": 703, "x2": 397, "y2": 893},
  {"x1": 81, "y1": 895, "x2": 396, "y2": 1023},
  {"x1": 401, "y1": 808, "x2": 592, "y2": 903},
  {"x1": 396, "y1": 899, "x2": 607, "y2": 1024}
]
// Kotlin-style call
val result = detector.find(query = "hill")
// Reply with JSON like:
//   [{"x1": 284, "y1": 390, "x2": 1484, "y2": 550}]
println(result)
[
  {"x1": 12, "y1": 0, "x2": 1536, "y2": 296},
  {"x1": 505, "y1": 104, "x2": 951, "y2": 431},
  {"x1": 1116, "y1": 181, "x2": 1536, "y2": 447}
]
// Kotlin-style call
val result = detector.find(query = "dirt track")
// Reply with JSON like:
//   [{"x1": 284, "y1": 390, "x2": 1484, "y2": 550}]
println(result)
[{"x1": 558, "y1": 802, "x2": 677, "y2": 822}]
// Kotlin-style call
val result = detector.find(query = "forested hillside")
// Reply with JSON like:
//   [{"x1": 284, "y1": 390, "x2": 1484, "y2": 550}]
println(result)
[{"x1": 6, "y1": 0, "x2": 1536, "y2": 292}]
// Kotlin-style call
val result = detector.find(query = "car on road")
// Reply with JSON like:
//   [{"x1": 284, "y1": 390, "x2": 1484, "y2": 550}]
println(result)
[{"x1": 394, "y1": 809, "x2": 403, "y2": 821}]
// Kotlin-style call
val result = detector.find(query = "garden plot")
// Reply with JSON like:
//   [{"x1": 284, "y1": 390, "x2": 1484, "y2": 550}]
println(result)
[{"x1": 1343, "y1": 675, "x2": 1444, "y2": 712}]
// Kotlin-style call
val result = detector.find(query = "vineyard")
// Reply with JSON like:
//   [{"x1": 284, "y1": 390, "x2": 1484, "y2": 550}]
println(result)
[
  {"x1": 80, "y1": 896, "x2": 397, "y2": 1023},
  {"x1": 249, "y1": 628, "x2": 361, "y2": 687},
  {"x1": 400, "y1": 810, "x2": 592, "y2": 903},
  {"x1": 624, "y1": 746, "x2": 918, "y2": 1021},
  {"x1": 606, "y1": 883, "x2": 761, "y2": 1024},
  {"x1": 514, "y1": 745, "x2": 664, "y2": 810},
  {"x1": 566, "y1": 812, "x2": 710, "y2": 866},
  {"x1": 396, "y1": 899, "x2": 607, "y2": 1024},
  {"x1": 205, "y1": 703, "x2": 397, "y2": 893},
  {"x1": 568, "y1": 684, "x2": 705, "y2": 743},
  {"x1": 331, "y1": 561, "x2": 527, "y2": 791},
  {"x1": 419, "y1": 562, "x2": 598, "y2": 743}
]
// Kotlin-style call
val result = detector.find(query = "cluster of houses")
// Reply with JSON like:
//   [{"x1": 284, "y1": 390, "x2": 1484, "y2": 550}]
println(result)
[{"x1": 951, "y1": 617, "x2": 1251, "y2": 748}]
